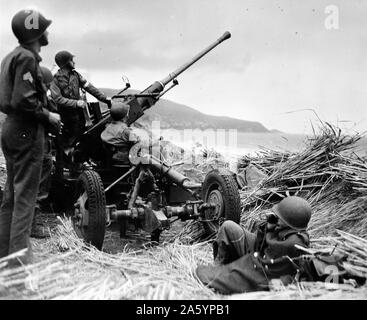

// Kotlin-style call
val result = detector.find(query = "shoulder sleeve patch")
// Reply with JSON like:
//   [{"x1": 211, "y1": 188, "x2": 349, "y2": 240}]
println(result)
[{"x1": 23, "y1": 72, "x2": 34, "y2": 83}]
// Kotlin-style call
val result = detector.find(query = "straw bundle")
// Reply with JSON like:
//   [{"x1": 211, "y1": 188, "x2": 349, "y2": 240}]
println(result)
[
  {"x1": 238, "y1": 124, "x2": 367, "y2": 238},
  {"x1": 311, "y1": 230, "x2": 367, "y2": 279}
]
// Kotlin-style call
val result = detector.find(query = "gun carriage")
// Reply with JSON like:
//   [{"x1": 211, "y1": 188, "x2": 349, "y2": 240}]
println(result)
[{"x1": 49, "y1": 32, "x2": 242, "y2": 249}]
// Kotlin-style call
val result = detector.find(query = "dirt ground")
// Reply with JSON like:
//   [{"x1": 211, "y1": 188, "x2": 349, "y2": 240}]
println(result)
[{"x1": 31, "y1": 211, "x2": 188, "y2": 256}]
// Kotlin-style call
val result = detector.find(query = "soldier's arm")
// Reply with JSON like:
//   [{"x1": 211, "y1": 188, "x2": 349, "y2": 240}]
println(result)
[
  {"x1": 50, "y1": 79, "x2": 78, "y2": 109},
  {"x1": 78, "y1": 73, "x2": 108, "y2": 102},
  {"x1": 11, "y1": 54, "x2": 49, "y2": 123},
  {"x1": 285, "y1": 233, "x2": 310, "y2": 258},
  {"x1": 47, "y1": 97, "x2": 58, "y2": 112},
  {"x1": 124, "y1": 127, "x2": 140, "y2": 145}
]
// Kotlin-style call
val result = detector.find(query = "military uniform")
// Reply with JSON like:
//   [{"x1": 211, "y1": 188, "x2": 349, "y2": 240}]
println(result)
[
  {"x1": 0, "y1": 45, "x2": 50, "y2": 264},
  {"x1": 51, "y1": 68, "x2": 107, "y2": 148},
  {"x1": 31, "y1": 66, "x2": 59, "y2": 238},
  {"x1": 101, "y1": 120, "x2": 139, "y2": 163},
  {"x1": 196, "y1": 220, "x2": 310, "y2": 294},
  {"x1": 35, "y1": 96, "x2": 57, "y2": 209}
]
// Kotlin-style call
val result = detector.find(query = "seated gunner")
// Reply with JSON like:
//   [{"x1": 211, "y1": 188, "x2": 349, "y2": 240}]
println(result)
[{"x1": 101, "y1": 102, "x2": 140, "y2": 164}]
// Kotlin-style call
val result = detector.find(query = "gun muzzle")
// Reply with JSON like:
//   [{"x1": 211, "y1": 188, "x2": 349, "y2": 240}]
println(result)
[
  {"x1": 160, "y1": 31, "x2": 232, "y2": 86},
  {"x1": 219, "y1": 31, "x2": 231, "y2": 43}
]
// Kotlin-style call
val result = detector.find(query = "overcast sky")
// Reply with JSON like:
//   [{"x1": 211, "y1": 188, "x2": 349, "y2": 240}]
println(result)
[{"x1": 1, "y1": 0, "x2": 366, "y2": 134}]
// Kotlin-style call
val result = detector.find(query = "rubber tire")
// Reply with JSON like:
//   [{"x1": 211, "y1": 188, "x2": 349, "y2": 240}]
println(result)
[
  {"x1": 201, "y1": 168, "x2": 241, "y2": 236},
  {"x1": 74, "y1": 170, "x2": 106, "y2": 250}
]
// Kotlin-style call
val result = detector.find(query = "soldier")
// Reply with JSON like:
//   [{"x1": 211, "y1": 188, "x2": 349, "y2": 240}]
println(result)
[
  {"x1": 50, "y1": 50, "x2": 111, "y2": 152},
  {"x1": 101, "y1": 102, "x2": 140, "y2": 164},
  {"x1": 195, "y1": 196, "x2": 312, "y2": 294},
  {"x1": 0, "y1": 10, "x2": 61, "y2": 265},
  {"x1": 31, "y1": 66, "x2": 58, "y2": 239}
]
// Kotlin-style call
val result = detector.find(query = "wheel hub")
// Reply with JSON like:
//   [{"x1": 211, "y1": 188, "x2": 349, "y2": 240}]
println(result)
[{"x1": 207, "y1": 189, "x2": 224, "y2": 220}]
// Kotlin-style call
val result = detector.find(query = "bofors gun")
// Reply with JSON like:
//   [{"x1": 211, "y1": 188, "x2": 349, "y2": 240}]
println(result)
[{"x1": 84, "y1": 31, "x2": 232, "y2": 135}]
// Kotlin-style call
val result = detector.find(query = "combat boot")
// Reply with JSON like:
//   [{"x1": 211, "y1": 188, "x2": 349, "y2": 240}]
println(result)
[{"x1": 30, "y1": 208, "x2": 50, "y2": 239}]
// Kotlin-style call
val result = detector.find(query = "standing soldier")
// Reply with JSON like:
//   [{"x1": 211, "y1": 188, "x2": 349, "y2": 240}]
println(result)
[
  {"x1": 31, "y1": 66, "x2": 59, "y2": 239},
  {"x1": 0, "y1": 10, "x2": 62, "y2": 265},
  {"x1": 50, "y1": 51, "x2": 111, "y2": 156}
]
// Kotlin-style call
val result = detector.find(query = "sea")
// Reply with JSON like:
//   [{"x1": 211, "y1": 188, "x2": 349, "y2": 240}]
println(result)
[
  {"x1": 166, "y1": 131, "x2": 308, "y2": 157},
  {"x1": 234, "y1": 131, "x2": 308, "y2": 155},
  {"x1": 163, "y1": 130, "x2": 366, "y2": 172}
]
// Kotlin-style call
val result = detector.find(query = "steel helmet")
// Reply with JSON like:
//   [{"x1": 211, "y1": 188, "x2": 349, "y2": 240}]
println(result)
[
  {"x1": 55, "y1": 50, "x2": 74, "y2": 68},
  {"x1": 11, "y1": 9, "x2": 52, "y2": 44},
  {"x1": 40, "y1": 66, "x2": 53, "y2": 86},
  {"x1": 110, "y1": 101, "x2": 129, "y2": 121},
  {"x1": 272, "y1": 196, "x2": 312, "y2": 231}
]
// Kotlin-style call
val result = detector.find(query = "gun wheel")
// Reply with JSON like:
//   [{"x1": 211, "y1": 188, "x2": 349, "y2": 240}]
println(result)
[
  {"x1": 73, "y1": 170, "x2": 106, "y2": 250},
  {"x1": 201, "y1": 169, "x2": 241, "y2": 236}
]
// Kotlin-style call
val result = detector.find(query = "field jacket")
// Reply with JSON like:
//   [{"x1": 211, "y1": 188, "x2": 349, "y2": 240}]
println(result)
[
  {"x1": 0, "y1": 45, "x2": 49, "y2": 124},
  {"x1": 51, "y1": 68, "x2": 107, "y2": 110},
  {"x1": 196, "y1": 223, "x2": 310, "y2": 294}
]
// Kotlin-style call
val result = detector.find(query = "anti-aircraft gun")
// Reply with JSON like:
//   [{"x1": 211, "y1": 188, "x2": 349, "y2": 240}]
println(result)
[
  {"x1": 49, "y1": 32, "x2": 241, "y2": 250},
  {"x1": 86, "y1": 31, "x2": 231, "y2": 131}
]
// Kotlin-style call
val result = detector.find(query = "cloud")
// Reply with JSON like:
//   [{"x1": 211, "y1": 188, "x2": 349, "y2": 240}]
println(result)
[
  {"x1": 43, "y1": 28, "x2": 238, "y2": 73},
  {"x1": 1, "y1": 0, "x2": 367, "y2": 134}
]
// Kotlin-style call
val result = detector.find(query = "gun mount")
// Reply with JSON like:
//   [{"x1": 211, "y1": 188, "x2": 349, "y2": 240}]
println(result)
[{"x1": 49, "y1": 32, "x2": 241, "y2": 250}]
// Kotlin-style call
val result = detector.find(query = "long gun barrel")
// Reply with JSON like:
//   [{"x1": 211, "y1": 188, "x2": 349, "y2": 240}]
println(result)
[
  {"x1": 127, "y1": 31, "x2": 231, "y2": 125},
  {"x1": 85, "y1": 31, "x2": 231, "y2": 133},
  {"x1": 160, "y1": 31, "x2": 231, "y2": 86}
]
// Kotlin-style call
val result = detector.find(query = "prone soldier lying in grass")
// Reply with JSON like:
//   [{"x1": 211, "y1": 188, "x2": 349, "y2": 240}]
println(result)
[{"x1": 196, "y1": 196, "x2": 311, "y2": 294}]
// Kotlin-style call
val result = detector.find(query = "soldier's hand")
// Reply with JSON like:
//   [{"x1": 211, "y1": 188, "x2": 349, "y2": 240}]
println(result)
[
  {"x1": 48, "y1": 112, "x2": 63, "y2": 135},
  {"x1": 105, "y1": 97, "x2": 112, "y2": 109},
  {"x1": 264, "y1": 212, "x2": 278, "y2": 231},
  {"x1": 76, "y1": 100, "x2": 87, "y2": 108},
  {"x1": 50, "y1": 112, "x2": 61, "y2": 122}
]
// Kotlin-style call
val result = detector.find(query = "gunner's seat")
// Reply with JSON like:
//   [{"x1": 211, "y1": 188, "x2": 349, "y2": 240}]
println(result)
[{"x1": 102, "y1": 142, "x2": 132, "y2": 167}]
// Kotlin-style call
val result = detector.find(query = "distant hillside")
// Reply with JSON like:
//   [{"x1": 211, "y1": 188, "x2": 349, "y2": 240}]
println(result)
[
  {"x1": 0, "y1": 88, "x2": 269, "y2": 133},
  {"x1": 100, "y1": 88, "x2": 269, "y2": 132}
]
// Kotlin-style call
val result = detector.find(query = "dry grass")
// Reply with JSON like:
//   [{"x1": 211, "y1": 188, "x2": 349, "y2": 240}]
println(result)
[
  {"x1": 0, "y1": 218, "x2": 217, "y2": 300},
  {"x1": 1, "y1": 123, "x2": 367, "y2": 300},
  {"x1": 0, "y1": 218, "x2": 366, "y2": 300}
]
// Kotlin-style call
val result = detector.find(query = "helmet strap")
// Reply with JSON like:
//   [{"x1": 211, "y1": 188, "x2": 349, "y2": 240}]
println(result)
[
  {"x1": 21, "y1": 41, "x2": 41, "y2": 54},
  {"x1": 38, "y1": 33, "x2": 49, "y2": 46},
  {"x1": 64, "y1": 61, "x2": 75, "y2": 70}
]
